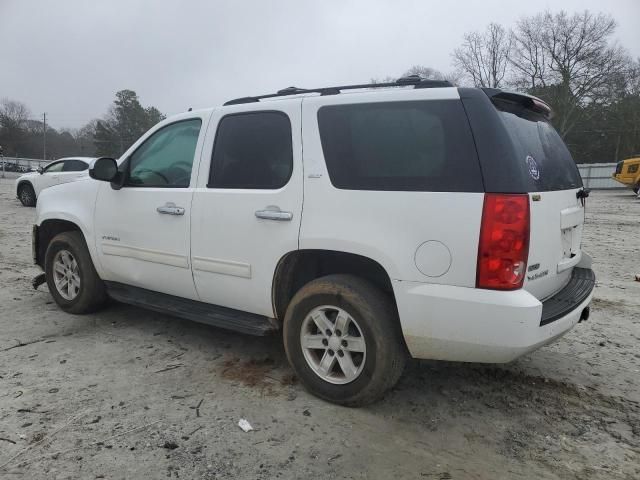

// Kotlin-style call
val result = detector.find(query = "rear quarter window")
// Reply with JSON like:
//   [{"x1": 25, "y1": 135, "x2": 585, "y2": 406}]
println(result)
[{"x1": 317, "y1": 100, "x2": 483, "y2": 192}]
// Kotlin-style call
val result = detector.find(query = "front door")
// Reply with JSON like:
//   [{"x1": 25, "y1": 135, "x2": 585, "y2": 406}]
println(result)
[
  {"x1": 94, "y1": 114, "x2": 209, "y2": 300},
  {"x1": 190, "y1": 102, "x2": 303, "y2": 316},
  {"x1": 36, "y1": 160, "x2": 64, "y2": 195}
]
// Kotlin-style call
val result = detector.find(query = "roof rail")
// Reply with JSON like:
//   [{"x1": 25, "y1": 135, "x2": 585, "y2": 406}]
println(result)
[{"x1": 223, "y1": 75, "x2": 453, "y2": 106}]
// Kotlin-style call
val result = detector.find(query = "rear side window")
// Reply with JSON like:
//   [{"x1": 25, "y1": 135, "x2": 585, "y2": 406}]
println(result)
[
  {"x1": 317, "y1": 100, "x2": 482, "y2": 192},
  {"x1": 495, "y1": 103, "x2": 582, "y2": 191},
  {"x1": 208, "y1": 111, "x2": 293, "y2": 189},
  {"x1": 62, "y1": 160, "x2": 88, "y2": 172}
]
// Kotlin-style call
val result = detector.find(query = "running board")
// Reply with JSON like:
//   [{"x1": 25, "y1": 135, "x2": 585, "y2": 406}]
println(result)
[{"x1": 104, "y1": 281, "x2": 278, "y2": 336}]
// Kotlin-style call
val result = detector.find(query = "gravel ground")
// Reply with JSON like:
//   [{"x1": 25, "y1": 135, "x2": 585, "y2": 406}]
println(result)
[{"x1": 0, "y1": 177, "x2": 639, "y2": 480}]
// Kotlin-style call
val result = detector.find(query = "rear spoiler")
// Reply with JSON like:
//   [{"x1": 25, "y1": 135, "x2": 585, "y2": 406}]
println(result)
[{"x1": 481, "y1": 88, "x2": 553, "y2": 120}]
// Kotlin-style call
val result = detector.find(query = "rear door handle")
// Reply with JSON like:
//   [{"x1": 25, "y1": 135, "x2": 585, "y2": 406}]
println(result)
[
  {"x1": 255, "y1": 206, "x2": 293, "y2": 221},
  {"x1": 157, "y1": 202, "x2": 185, "y2": 216}
]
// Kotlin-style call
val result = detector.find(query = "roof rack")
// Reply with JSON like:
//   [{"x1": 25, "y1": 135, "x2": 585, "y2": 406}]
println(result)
[{"x1": 223, "y1": 75, "x2": 453, "y2": 106}]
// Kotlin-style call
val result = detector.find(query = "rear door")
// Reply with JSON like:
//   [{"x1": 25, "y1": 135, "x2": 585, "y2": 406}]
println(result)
[
  {"x1": 489, "y1": 97, "x2": 585, "y2": 300},
  {"x1": 190, "y1": 101, "x2": 303, "y2": 316},
  {"x1": 59, "y1": 159, "x2": 89, "y2": 185}
]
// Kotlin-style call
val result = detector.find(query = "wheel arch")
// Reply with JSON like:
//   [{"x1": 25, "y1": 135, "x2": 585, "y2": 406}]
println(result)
[
  {"x1": 36, "y1": 218, "x2": 89, "y2": 270},
  {"x1": 271, "y1": 249, "x2": 397, "y2": 324},
  {"x1": 16, "y1": 180, "x2": 34, "y2": 196}
]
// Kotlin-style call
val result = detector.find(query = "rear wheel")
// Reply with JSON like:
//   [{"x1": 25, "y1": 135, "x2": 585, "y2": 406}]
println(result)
[
  {"x1": 18, "y1": 183, "x2": 36, "y2": 207},
  {"x1": 283, "y1": 274, "x2": 406, "y2": 406},
  {"x1": 45, "y1": 231, "x2": 107, "y2": 314}
]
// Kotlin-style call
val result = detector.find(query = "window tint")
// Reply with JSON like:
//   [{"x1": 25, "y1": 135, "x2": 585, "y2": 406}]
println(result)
[
  {"x1": 62, "y1": 160, "x2": 88, "y2": 172},
  {"x1": 317, "y1": 100, "x2": 482, "y2": 192},
  {"x1": 209, "y1": 112, "x2": 293, "y2": 189},
  {"x1": 127, "y1": 119, "x2": 202, "y2": 187},
  {"x1": 43, "y1": 161, "x2": 64, "y2": 173},
  {"x1": 495, "y1": 103, "x2": 582, "y2": 191}
]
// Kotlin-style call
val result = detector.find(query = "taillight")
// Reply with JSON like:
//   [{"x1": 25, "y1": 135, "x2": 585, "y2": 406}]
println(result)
[{"x1": 476, "y1": 193, "x2": 530, "y2": 290}]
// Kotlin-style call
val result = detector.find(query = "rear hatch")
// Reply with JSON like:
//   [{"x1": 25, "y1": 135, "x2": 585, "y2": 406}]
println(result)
[
  {"x1": 493, "y1": 94, "x2": 585, "y2": 300},
  {"x1": 461, "y1": 88, "x2": 585, "y2": 301}
]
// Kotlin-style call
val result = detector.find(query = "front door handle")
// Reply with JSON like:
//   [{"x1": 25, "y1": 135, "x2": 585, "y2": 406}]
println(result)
[
  {"x1": 157, "y1": 202, "x2": 185, "y2": 216},
  {"x1": 255, "y1": 206, "x2": 293, "y2": 221}
]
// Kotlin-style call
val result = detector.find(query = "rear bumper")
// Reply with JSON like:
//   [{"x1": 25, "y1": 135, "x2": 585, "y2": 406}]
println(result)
[{"x1": 394, "y1": 267, "x2": 595, "y2": 363}]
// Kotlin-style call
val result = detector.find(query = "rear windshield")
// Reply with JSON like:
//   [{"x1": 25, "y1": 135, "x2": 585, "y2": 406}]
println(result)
[
  {"x1": 317, "y1": 100, "x2": 483, "y2": 192},
  {"x1": 495, "y1": 102, "x2": 582, "y2": 191}
]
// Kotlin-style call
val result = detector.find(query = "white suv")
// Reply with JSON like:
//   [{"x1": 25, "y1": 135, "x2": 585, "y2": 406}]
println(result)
[
  {"x1": 33, "y1": 77, "x2": 595, "y2": 405},
  {"x1": 16, "y1": 157, "x2": 93, "y2": 206}
]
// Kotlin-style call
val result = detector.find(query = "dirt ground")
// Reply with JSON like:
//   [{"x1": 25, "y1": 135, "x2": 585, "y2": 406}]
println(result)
[{"x1": 0, "y1": 176, "x2": 639, "y2": 480}]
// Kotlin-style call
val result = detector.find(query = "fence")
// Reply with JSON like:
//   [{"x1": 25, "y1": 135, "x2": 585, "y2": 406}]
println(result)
[
  {"x1": 1, "y1": 156, "x2": 50, "y2": 172},
  {"x1": 577, "y1": 163, "x2": 621, "y2": 190}
]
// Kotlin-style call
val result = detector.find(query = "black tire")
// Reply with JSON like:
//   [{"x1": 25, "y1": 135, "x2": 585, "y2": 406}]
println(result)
[
  {"x1": 633, "y1": 185, "x2": 639, "y2": 194},
  {"x1": 18, "y1": 183, "x2": 36, "y2": 207},
  {"x1": 283, "y1": 274, "x2": 406, "y2": 406},
  {"x1": 45, "y1": 231, "x2": 107, "y2": 314}
]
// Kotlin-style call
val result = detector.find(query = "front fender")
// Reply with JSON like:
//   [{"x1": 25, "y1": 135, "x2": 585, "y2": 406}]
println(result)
[{"x1": 36, "y1": 179, "x2": 103, "y2": 277}]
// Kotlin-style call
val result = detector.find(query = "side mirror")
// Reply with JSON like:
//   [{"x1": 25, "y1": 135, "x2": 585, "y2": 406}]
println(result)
[
  {"x1": 89, "y1": 157, "x2": 118, "y2": 182},
  {"x1": 37, "y1": 166, "x2": 44, "y2": 174}
]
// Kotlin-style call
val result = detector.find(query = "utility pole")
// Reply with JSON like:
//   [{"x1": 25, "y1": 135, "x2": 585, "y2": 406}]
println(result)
[{"x1": 43, "y1": 112, "x2": 47, "y2": 160}]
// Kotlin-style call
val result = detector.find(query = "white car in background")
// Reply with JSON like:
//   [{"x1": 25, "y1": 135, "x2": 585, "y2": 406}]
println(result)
[{"x1": 15, "y1": 157, "x2": 94, "y2": 206}]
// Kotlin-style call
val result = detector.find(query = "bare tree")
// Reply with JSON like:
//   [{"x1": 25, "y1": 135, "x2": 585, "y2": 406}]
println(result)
[
  {"x1": 510, "y1": 10, "x2": 630, "y2": 136},
  {"x1": 403, "y1": 65, "x2": 446, "y2": 80},
  {"x1": 0, "y1": 99, "x2": 30, "y2": 130},
  {"x1": 452, "y1": 23, "x2": 512, "y2": 88},
  {"x1": 0, "y1": 99, "x2": 31, "y2": 156},
  {"x1": 369, "y1": 76, "x2": 397, "y2": 84},
  {"x1": 371, "y1": 66, "x2": 460, "y2": 86},
  {"x1": 402, "y1": 65, "x2": 462, "y2": 85}
]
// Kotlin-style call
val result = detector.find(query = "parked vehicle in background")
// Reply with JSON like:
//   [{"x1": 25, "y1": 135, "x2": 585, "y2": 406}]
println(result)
[
  {"x1": 32, "y1": 77, "x2": 594, "y2": 405},
  {"x1": 15, "y1": 157, "x2": 93, "y2": 206},
  {"x1": 613, "y1": 156, "x2": 640, "y2": 193}
]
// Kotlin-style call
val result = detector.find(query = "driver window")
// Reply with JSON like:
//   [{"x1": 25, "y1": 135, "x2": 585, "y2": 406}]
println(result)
[
  {"x1": 126, "y1": 119, "x2": 202, "y2": 187},
  {"x1": 43, "y1": 162, "x2": 64, "y2": 173}
]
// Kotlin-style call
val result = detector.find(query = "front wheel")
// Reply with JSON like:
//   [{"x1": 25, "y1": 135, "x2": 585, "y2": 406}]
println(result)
[
  {"x1": 283, "y1": 274, "x2": 406, "y2": 406},
  {"x1": 18, "y1": 183, "x2": 36, "y2": 207},
  {"x1": 44, "y1": 231, "x2": 107, "y2": 314}
]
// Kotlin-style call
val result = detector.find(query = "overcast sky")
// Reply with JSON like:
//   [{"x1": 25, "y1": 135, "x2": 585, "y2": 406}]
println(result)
[{"x1": 1, "y1": 0, "x2": 638, "y2": 129}]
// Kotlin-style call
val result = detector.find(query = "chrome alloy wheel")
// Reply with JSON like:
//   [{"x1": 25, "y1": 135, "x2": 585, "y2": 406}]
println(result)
[
  {"x1": 20, "y1": 188, "x2": 34, "y2": 205},
  {"x1": 300, "y1": 305, "x2": 367, "y2": 384},
  {"x1": 52, "y1": 250, "x2": 81, "y2": 300}
]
